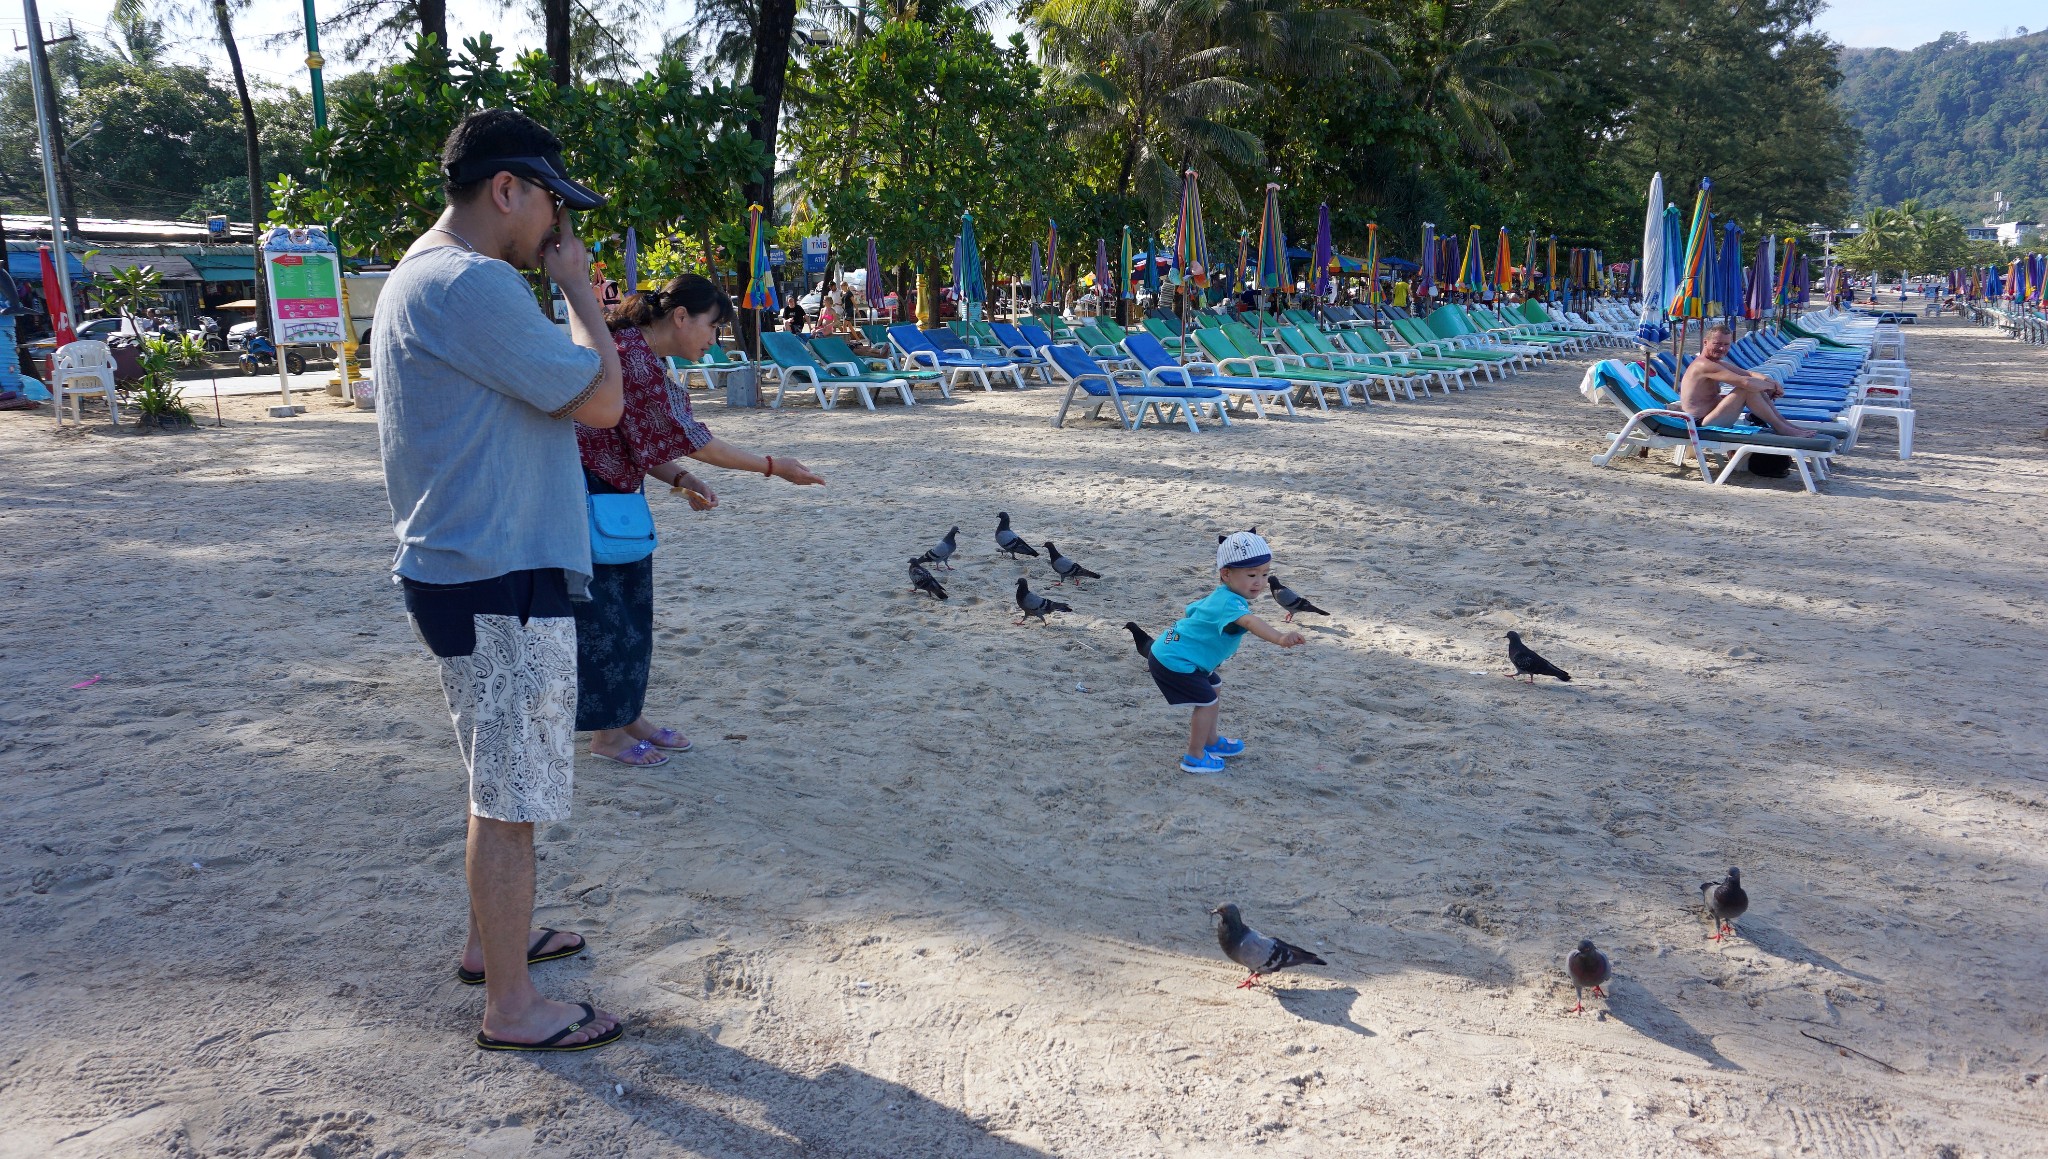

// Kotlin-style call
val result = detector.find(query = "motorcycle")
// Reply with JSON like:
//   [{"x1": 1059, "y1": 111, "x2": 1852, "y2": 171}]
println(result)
[
  {"x1": 186, "y1": 317, "x2": 226, "y2": 352},
  {"x1": 239, "y1": 333, "x2": 306, "y2": 376}
]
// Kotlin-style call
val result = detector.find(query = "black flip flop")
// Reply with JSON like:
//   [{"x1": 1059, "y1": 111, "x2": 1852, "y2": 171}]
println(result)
[
  {"x1": 455, "y1": 928, "x2": 586, "y2": 985},
  {"x1": 475, "y1": 1002, "x2": 622, "y2": 1053}
]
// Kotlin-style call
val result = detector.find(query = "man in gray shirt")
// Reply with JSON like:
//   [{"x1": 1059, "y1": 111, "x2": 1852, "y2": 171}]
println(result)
[{"x1": 375, "y1": 108, "x2": 625, "y2": 1052}]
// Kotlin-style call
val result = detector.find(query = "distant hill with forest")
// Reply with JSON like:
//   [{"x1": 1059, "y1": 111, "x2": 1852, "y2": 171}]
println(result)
[{"x1": 1836, "y1": 31, "x2": 2048, "y2": 221}]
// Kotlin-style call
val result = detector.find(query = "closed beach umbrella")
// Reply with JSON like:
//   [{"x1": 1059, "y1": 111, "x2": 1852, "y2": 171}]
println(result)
[
  {"x1": 1442, "y1": 233, "x2": 1462, "y2": 296},
  {"x1": 1548, "y1": 236, "x2": 1558, "y2": 304},
  {"x1": 1121, "y1": 225, "x2": 1134, "y2": 300},
  {"x1": 1362, "y1": 223, "x2": 1381, "y2": 314},
  {"x1": 1668, "y1": 178, "x2": 1712, "y2": 322},
  {"x1": 1175, "y1": 170, "x2": 1211, "y2": 296},
  {"x1": 865, "y1": 237, "x2": 884, "y2": 311},
  {"x1": 1774, "y1": 235, "x2": 1797, "y2": 313},
  {"x1": 1718, "y1": 220, "x2": 1744, "y2": 322},
  {"x1": 1233, "y1": 231, "x2": 1249, "y2": 297},
  {"x1": 1636, "y1": 172, "x2": 1667, "y2": 333},
  {"x1": 1096, "y1": 237, "x2": 1109, "y2": 306},
  {"x1": 624, "y1": 226, "x2": 639, "y2": 293},
  {"x1": 1420, "y1": 222, "x2": 1437, "y2": 297},
  {"x1": 1030, "y1": 241, "x2": 1045, "y2": 306},
  {"x1": 742, "y1": 203, "x2": 778, "y2": 313},
  {"x1": 1311, "y1": 202, "x2": 1334, "y2": 298},
  {"x1": 1046, "y1": 219, "x2": 1060, "y2": 307},
  {"x1": 1496, "y1": 227, "x2": 1513, "y2": 295},
  {"x1": 956, "y1": 211, "x2": 985, "y2": 322},
  {"x1": 1256, "y1": 183, "x2": 1288, "y2": 296},
  {"x1": 1461, "y1": 226, "x2": 1486, "y2": 293}
]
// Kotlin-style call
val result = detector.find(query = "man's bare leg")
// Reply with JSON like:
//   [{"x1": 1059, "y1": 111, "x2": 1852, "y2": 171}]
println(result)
[
  {"x1": 1734, "y1": 386, "x2": 1817, "y2": 437},
  {"x1": 469, "y1": 816, "x2": 618, "y2": 1045}
]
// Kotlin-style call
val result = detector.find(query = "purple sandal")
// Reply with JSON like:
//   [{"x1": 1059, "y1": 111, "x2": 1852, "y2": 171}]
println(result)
[
  {"x1": 643, "y1": 728, "x2": 693, "y2": 752},
  {"x1": 590, "y1": 739, "x2": 668, "y2": 767}
]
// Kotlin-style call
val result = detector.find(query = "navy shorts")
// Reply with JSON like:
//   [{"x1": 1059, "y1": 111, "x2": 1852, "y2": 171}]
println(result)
[{"x1": 1148, "y1": 655, "x2": 1221, "y2": 706}]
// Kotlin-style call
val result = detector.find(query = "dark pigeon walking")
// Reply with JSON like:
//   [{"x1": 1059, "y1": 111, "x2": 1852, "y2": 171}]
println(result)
[
  {"x1": 1014, "y1": 577, "x2": 1071, "y2": 625},
  {"x1": 1266, "y1": 575, "x2": 1328, "y2": 623},
  {"x1": 917, "y1": 527, "x2": 959, "y2": 571},
  {"x1": 1211, "y1": 903, "x2": 1326, "y2": 989},
  {"x1": 1506, "y1": 631, "x2": 1571, "y2": 682},
  {"x1": 909, "y1": 559, "x2": 948, "y2": 600},
  {"x1": 1701, "y1": 869, "x2": 1748, "y2": 942},
  {"x1": 995, "y1": 512, "x2": 1040, "y2": 559},
  {"x1": 1566, "y1": 939, "x2": 1611, "y2": 1014},
  {"x1": 1123, "y1": 621, "x2": 1153, "y2": 661},
  {"x1": 1044, "y1": 541, "x2": 1102, "y2": 586}
]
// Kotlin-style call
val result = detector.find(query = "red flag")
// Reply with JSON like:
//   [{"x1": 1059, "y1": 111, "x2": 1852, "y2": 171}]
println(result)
[{"x1": 39, "y1": 245, "x2": 74, "y2": 347}]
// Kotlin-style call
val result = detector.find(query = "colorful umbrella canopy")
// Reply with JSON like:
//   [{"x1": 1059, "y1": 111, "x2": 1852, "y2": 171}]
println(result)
[
  {"x1": 1636, "y1": 172, "x2": 1666, "y2": 331},
  {"x1": 1774, "y1": 234, "x2": 1797, "y2": 311},
  {"x1": 1311, "y1": 203, "x2": 1334, "y2": 297},
  {"x1": 1442, "y1": 234, "x2": 1463, "y2": 295},
  {"x1": 1460, "y1": 226, "x2": 1486, "y2": 292},
  {"x1": 1175, "y1": 170, "x2": 1211, "y2": 294},
  {"x1": 1361, "y1": 224, "x2": 1381, "y2": 308},
  {"x1": 956, "y1": 211, "x2": 985, "y2": 321},
  {"x1": 1495, "y1": 228, "x2": 1513, "y2": 295},
  {"x1": 1256, "y1": 183, "x2": 1288, "y2": 293},
  {"x1": 1745, "y1": 236, "x2": 1770, "y2": 320},
  {"x1": 742, "y1": 203, "x2": 778, "y2": 312},
  {"x1": 1046, "y1": 220, "x2": 1060, "y2": 306},
  {"x1": 1547, "y1": 236, "x2": 1558, "y2": 303},
  {"x1": 1715, "y1": 219, "x2": 1744, "y2": 322},
  {"x1": 1029, "y1": 241, "x2": 1046, "y2": 306},
  {"x1": 1420, "y1": 222, "x2": 1437, "y2": 296},
  {"x1": 865, "y1": 237, "x2": 884, "y2": 309},
  {"x1": 1121, "y1": 226, "x2": 1134, "y2": 300},
  {"x1": 1668, "y1": 178, "x2": 1712, "y2": 320},
  {"x1": 1144, "y1": 231, "x2": 1160, "y2": 294}
]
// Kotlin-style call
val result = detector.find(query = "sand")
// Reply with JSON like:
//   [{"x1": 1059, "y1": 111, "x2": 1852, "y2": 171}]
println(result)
[{"x1": 2, "y1": 316, "x2": 2045, "y2": 1158}]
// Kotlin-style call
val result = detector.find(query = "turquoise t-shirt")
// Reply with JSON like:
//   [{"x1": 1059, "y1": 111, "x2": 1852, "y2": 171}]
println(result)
[{"x1": 1150, "y1": 586, "x2": 1253, "y2": 674}]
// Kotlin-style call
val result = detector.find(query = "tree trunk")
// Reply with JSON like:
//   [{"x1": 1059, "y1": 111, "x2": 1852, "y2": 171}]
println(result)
[
  {"x1": 418, "y1": 0, "x2": 448, "y2": 49},
  {"x1": 742, "y1": 0, "x2": 797, "y2": 216},
  {"x1": 544, "y1": 0, "x2": 572, "y2": 86},
  {"x1": 213, "y1": 0, "x2": 268, "y2": 339}
]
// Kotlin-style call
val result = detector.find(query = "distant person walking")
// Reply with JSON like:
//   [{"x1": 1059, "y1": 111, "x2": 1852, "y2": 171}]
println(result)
[{"x1": 375, "y1": 108, "x2": 626, "y2": 1052}]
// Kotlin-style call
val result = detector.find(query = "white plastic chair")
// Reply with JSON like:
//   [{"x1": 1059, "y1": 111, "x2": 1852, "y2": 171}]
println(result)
[{"x1": 52, "y1": 340, "x2": 119, "y2": 429}]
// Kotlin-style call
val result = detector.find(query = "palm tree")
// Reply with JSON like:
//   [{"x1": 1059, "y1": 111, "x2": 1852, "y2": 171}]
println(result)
[
  {"x1": 1035, "y1": 0, "x2": 1377, "y2": 218},
  {"x1": 1386, "y1": 0, "x2": 1552, "y2": 165},
  {"x1": 211, "y1": 0, "x2": 269, "y2": 335},
  {"x1": 108, "y1": 0, "x2": 169, "y2": 65}
]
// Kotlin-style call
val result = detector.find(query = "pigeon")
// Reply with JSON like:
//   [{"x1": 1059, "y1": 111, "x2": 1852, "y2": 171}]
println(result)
[
  {"x1": 909, "y1": 559, "x2": 948, "y2": 600},
  {"x1": 1566, "y1": 939, "x2": 1611, "y2": 1014},
  {"x1": 1044, "y1": 541, "x2": 1102, "y2": 586},
  {"x1": 1014, "y1": 577, "x2": 1071, "y2": 625},
  {"x1": 1267, "y1": 575, "x2": 1328, "y2": 623},
  {"x1": 1123, "y1": 621, "x2": 1153, "y2": 660},
  {"x1": 995, "y1": 512, "x2": 1040, "y2": 559},
  {"x1": 917, "y1": 526, "x2": 959, "y2": 571},
  {"x1": 1506, "y1": 631, "x2": 1571, "y2": 682},
  {"x1": 1211, "y1": 903, "x2": 1326, "y2": 989},
  {"x1": 1701, "y1": 868, "x2": 1748, "y2": 942}
]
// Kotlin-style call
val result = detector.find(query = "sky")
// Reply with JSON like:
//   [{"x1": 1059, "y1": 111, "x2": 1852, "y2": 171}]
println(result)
[{"x1": 0, "y1": 0, "x2": 2039, "y2": 89}]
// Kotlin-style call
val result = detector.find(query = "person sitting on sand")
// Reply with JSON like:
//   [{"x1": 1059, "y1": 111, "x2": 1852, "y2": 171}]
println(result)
[
  {"x1": 1677, "y1": 323, "x2": 1816, "y2": 438},
  {"x1": 377, "y1": 108, "x2": 625, "y2": 1051}
]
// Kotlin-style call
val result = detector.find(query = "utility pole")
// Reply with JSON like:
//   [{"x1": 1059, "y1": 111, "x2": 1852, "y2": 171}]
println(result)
[
  {"x1": 18, "y1": 0, "x2": 78, "y2": 329},
  {"x1": 15, "y1": 6, "x2": 80, "y2": 235},
  {"x1": 303, "y1": 0, "x2": 326, "y2": 129}
]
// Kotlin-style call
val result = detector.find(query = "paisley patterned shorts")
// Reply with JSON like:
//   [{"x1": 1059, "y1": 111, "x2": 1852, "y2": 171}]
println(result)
[{"x1": 404, "y1": 570, "x2": 579, "y2": 824}]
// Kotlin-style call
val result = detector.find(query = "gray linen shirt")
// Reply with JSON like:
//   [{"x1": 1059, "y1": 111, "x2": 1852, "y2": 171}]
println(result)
[{"x1": 374, "y1": 246, "x2": 604, "y2": 595}]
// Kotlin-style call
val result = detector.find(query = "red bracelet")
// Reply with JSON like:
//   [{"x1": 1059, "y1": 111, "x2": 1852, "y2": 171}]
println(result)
[{"x1": 763, "y1": 455, "x2": 774, "y2": 478}]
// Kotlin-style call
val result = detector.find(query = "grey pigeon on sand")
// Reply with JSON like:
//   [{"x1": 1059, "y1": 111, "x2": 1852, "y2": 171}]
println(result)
[
  {"x1": 917, "y1": 527, "x2": 959, "y2": 571},
  {"x1": 1211, "y1": 903, "x2": 1326, "y2": 989},
  {"x1": 995, "y1": 512, "x2": 1040, "y2": 559},
  {"x1": 909, "y1": 559, "x2": 948, "y2": 600},
  {"x1": 1044, "y1": 541, "x2": 1102, "y2": 586},
  {"x1": 1266, "y1": 575, "x2": 1327, "y2": 622},
  {"x1": 1014, "y1": 577, "x2": 1071, "y2": 625},
  {"x1": 1566, "y1": 939, "x2": 1611, "y2": 1014},
  {"x1": 1123, "y1": 622, "x2": 1153, "y2": 661},
  {"x1": 1701, "y1": 868, "x2": 1748, "y2": 942},
  {"x1": 1506, "y1": 631, "x2": 1571, "y2": 682}
]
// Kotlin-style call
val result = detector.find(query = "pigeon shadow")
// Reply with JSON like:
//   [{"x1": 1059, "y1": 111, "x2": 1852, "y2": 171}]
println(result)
[
  {"x1": 1604, "y1": 977, "x2": 1743, "y2": 1071},
  {"x1": 1269, "y1": 985, "x2": 1376, "y2": 1036},
  {"x1": 555, "y1": 1025, "x2": 1051, "y2": 1157},
  {"x1": 1737, "y1": 921, "x2": 1882, "y2": 983}
]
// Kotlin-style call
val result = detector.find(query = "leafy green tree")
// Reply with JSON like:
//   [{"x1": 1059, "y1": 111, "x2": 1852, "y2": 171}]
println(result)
[
  {"x1": 95, "y1": 263, "x2": 164, "y2": 323},
  {"x1": 787, "y1": 8, "x2": 1064, "y2": 322}
]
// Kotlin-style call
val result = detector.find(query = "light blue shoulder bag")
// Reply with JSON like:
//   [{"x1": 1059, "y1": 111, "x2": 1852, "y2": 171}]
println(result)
[{"x1": 587, "y1": 491, "x2": 657, "y2": 565}]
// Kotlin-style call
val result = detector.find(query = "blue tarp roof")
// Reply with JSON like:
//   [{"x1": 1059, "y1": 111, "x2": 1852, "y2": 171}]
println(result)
[{"x1": 7, "y1": 249, "x2": 88, "y2": 280}]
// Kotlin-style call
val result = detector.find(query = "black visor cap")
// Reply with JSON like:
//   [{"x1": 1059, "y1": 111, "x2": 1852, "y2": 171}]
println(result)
[{"x1": 445, "y1": 152, "x2": 605, "y2": 211}]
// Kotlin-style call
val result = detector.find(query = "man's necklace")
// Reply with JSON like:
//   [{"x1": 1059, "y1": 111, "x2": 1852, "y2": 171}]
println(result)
[{"x1": 423, "y1": 224, "x2": 477, "y2": 253}]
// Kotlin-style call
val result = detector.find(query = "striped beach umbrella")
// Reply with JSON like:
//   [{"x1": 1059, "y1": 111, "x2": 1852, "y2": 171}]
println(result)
[
  {"x1": 1459, "y1": 226, "x2": 1485, "y2": 293},
  {"x1": 742, "y1": 203, "x2": 778, "y2": 312},
  {"x1": 956, "y1": 211, "x2": 985, "y2": 323},
  {"x1": 1174, "y1": 170, "x2": 1211, "y2": 295},
  {"x1": 1311, "y1": 202, "x2": 1334, "y2": 298},
  {"x1": 1361, "y1": 223, "x2": 1381, "y2": 312},
  {"x1": 1547, "y1": 236, "x2": 1558, "y2": 303},
  {"x1": 1495, "y1": 227, "x2": 1513, "y2": 295},
  {"x1": 1232, "y1": 230, "x2": 1249, "y2": 298},
  {"x1": 1717, "y1": 220, "x2": 1744, "y2": 322},
  {"x1": 1667, "y1": 179, "x2": 1712, "y2": 321},
  {"x1": 864, "y1": 237, "x2": 884, "y2": 312},
  {"x1": 1255, "y1": 182, "x2": 1287, "y2": 295},
  {"x1": 1774, "y1": 234, "x2": 1797, "y2": 313},
  {"x1": 1522, "y1": 231, "x2": 1536, "y2": 298}
]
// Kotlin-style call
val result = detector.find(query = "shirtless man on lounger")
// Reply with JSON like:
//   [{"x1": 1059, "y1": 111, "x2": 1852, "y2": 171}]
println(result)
[{"x1": 1677, "y1": 323, "x2": 1817, "y2": 437}]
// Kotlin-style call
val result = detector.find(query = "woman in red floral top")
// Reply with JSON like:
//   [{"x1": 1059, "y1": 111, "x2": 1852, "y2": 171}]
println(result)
[{"x1": 575, "y1": 274, "x2": 825, "y2": 766}]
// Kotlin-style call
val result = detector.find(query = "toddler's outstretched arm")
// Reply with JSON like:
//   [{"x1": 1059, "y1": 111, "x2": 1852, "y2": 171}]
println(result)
[{"x1": 1238, "y1": 614, "x2": 1307, "y2": 648}]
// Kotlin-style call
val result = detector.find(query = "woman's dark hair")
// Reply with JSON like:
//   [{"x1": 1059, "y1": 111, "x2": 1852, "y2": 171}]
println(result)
[{"x1": 605, "y1": 273, "x2": 735, "y2": 332}]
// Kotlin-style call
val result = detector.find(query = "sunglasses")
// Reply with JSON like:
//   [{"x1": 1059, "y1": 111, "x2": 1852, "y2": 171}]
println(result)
[{"x1": 519, "y1": 176, "x2": 565, "y2": 212}]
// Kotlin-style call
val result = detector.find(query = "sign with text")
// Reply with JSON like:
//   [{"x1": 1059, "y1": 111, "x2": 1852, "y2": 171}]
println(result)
[
  {"x1": 260, "y1": 226, "x2": 346, "y2": 345},
  {"x1": 803, "y1": 234, "x2": 831, "y2": 276}
]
